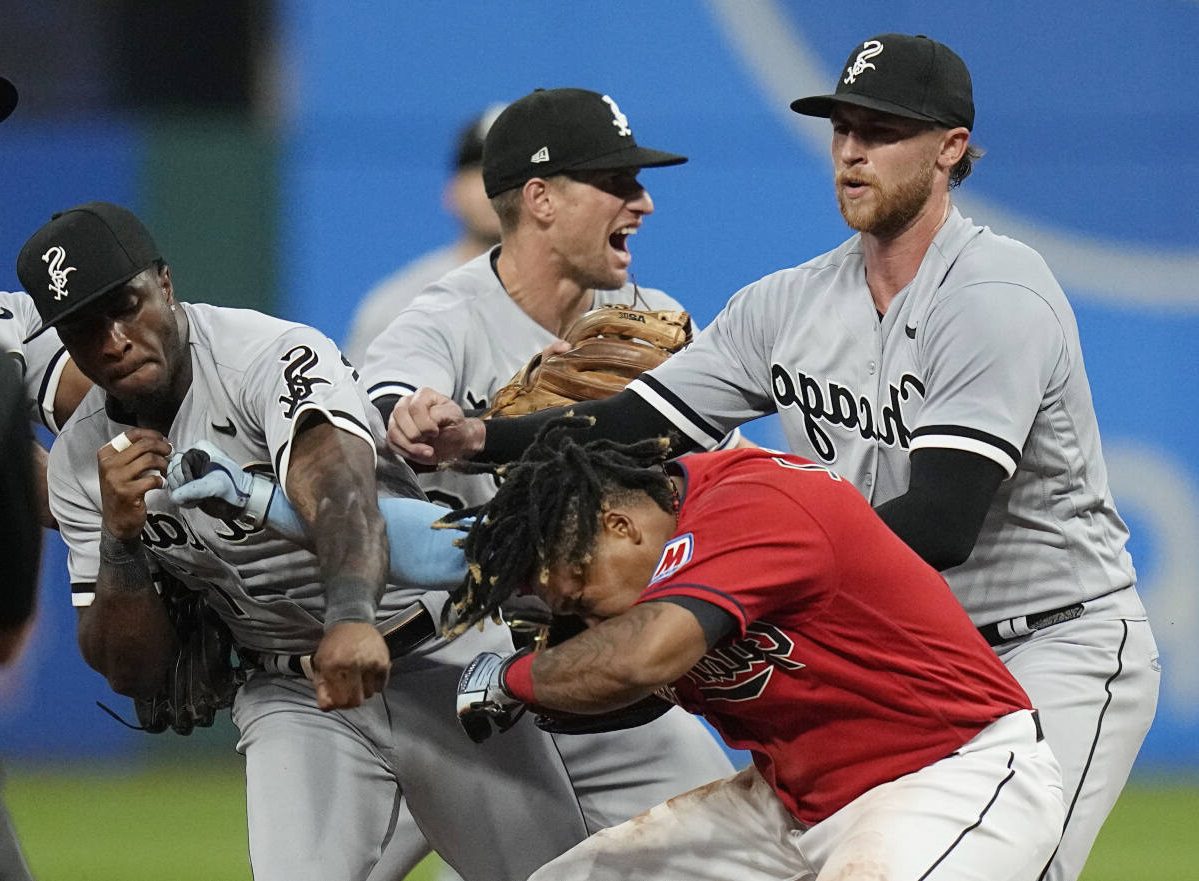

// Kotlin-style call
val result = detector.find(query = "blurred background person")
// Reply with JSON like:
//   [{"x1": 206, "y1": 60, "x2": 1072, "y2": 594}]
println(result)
[{"x1": 343, "y1": 104, "x2": 507, "y2": 365}]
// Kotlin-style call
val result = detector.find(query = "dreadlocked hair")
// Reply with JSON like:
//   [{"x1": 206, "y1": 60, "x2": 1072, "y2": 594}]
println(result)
[{"x1": 438, "y1": 414, "x2": 676, "y2": 638}]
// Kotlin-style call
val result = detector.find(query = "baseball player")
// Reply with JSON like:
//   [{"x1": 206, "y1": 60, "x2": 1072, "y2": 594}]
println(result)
[
  {"x1": 0, "y1": 288, "x2": 91, "y2": 523},
  {"x1": 388, "y1": 34, "x2": 1159, "y2": 881},
  {"x1": 0, "y1": 74, "x2": 93, "y2": 881},
  {"x1": 361, "y1": 87, "x2": 735, "y2": 851},
  {"x1": 445, "y1": 422, "x2": 1065, "y2": 880},
  {"x1": 19, "y1": 201, "x2": 624, "y2": 881},
  {"x1": 344, "y1": 103, "x2": 506, "y2": 366}
]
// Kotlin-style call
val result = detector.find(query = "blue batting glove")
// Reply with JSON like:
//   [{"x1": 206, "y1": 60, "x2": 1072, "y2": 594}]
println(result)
[{"x1": 167, "y1": 440, "x2": 273, "y2": 527}]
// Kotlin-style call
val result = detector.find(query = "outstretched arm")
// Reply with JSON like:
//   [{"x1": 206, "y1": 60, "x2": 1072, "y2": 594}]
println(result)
[
  {"x1": 168, "y1": 440, "x2": 466, "y2": 590},
  {"x1": 387, "y1": 387, "x2": 691, "y2": 467},
  {"x1": 284, "y1": 417, "x2": 391, "y2": 711}
]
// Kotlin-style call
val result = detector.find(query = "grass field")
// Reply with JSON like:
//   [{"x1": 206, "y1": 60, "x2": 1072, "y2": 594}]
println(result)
[{"x1": 6, "y1": 760, "x2": 1196, "y2": 880}]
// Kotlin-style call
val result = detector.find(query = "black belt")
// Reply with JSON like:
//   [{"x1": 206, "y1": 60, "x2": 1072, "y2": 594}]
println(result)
[
  {"x1": 1031, "y1": 709, "x2": 1044, "y2": 742},
  {"x1": 978, "y1": 602, "x2": 1085, "y2": 647},
  {"x1": 240, "y1": 603, "x2": 438, "y2": 679}
]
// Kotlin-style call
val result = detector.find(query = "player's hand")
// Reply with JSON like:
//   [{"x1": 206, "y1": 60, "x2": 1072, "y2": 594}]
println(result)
[
  {"x1": 311, "y1": 621, "x2": 390, "y2": 711},
  {"x1": 387, "y1": 387, "x2": 485, "y2": 466},
  {"x1": 167, "y1": 440, "x2": 274, "y2": 526},
  {"x1": 455, "y1": 650, "x2": 528, "y2": 743},
  {"x1": 98, "y1": 429, "x2": 172, "y2": 540}
]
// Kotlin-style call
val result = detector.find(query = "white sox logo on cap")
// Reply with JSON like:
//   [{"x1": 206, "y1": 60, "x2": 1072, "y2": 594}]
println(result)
[
  {"x1": 602, "y1": 95, "x2": 632, "y2": 137},
  {"x1": 41, "y1": 246, "x2": 76, "y2": 301},
  {"x1": 843, "y1": 39, "x2": 884, "y2": 85}
]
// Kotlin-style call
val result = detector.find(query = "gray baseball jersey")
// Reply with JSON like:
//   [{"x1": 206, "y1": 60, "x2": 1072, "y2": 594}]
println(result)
[
  {"x1": 47, "y1": 301, "x2": 633, "y2": 881},
  {"x1": 362, "y1": 247, "x2": 700, "y2": 510},
  {"x1": 632, "y1": 207, "x2": 1140, "y2": 626},
  {"x1": 628, "y1": 206, "x2": 1158, "y2": 881},
  {"x1": 0, "y1": 290, "x2": 70, "y2": 433},
  {"x1": 360, "y1": 245, "x2": 735, "y2": 863},
  {"x1": 344, "y1": 244, "x2": 464, "y2": 367}
]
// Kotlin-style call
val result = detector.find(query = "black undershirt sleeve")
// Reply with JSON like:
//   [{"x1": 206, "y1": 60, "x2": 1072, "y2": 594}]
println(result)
[
  {"x1": 874, "y1": 447, "x2": 1005, "y2": 571},
  {"x1": 479, "y1": 389, "x2": 698, "y2": 464},
  {"x1": 647, "y1": 595, "x2": 737, "y2": 649}
]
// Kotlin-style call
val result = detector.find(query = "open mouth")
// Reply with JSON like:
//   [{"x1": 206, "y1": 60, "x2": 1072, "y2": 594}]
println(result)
[{"x1": 609, "y1": 226, "x2": 637, "y2": 254}]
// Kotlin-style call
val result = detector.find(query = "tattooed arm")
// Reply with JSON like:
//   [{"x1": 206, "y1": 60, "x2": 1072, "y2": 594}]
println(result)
[
  {"x1": 285, "y1": 417, "x2": 391, "y2": 711},
  {"x1": 76, "y1": 429, "x2": 177, "y2": 698},
  {"x1": 525, "y1": 602, "x2": 709, "y2": 714}
]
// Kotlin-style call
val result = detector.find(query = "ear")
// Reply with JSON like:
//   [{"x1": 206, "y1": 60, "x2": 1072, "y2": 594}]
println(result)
[
  {"x1": 602, "y1": 508, "x2": 642, "y2": 544},
  {"x1": 522, "y1": 178, "x2": 554, "y2": 225},
  {"x1": 937, "y1": 127, "x2": 970, "y2": 170},
  {"x1": 159, "y1": 263, "x2": 175, "y2": 303}
]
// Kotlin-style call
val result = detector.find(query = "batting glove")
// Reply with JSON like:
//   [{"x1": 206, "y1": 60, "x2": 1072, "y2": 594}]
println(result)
[
  {"x1": 167, "y1": 440, "x2": 274, "y2": 528},
  {"x1": 455, "y1": 650, "x2": 528, "y2": 743}
]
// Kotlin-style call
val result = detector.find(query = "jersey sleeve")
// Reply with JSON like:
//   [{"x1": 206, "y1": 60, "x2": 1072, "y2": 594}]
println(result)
[
  {"x1": 47, "y1": 433, "x2": 102, "y2": 602},
  {"x1": 360, "y1": 291, "x2": 464, "y2": 404},
  {"x1": 636, "y1": 481, "x2": 831, "y2": 635},
  {"x1": 628, "y1": 279, "x2": 780, "y2": 450},
  {"x1": 912, "y1": 282, "x2": 1066, "y2": 476},
  {"x1": 240, "y1": 326, "x2": 378, "y2": 493},
  {"x1": 0, "y1": 293, "x2": 70, "y2": 433}
]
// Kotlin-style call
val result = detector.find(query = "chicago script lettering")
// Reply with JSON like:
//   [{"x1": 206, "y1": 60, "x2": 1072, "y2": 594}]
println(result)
[{"x1": 770, "y1": 363, "x2": 924, "y2": 462}]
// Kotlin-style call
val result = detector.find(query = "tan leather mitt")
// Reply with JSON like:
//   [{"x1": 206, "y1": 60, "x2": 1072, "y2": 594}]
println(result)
[{"x1": 486, "y1": 305, "x2": 692, "y2": 417}]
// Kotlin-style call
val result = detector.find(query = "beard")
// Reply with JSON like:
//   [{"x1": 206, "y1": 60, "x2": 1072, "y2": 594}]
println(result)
[{"x1": 837, "y1": 158, "x2": 936, "y2": 238}]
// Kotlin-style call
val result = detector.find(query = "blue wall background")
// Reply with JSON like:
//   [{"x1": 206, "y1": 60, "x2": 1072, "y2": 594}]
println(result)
[{"x1": 1, "y1": 1, "x2": 1195, "y2": 773}]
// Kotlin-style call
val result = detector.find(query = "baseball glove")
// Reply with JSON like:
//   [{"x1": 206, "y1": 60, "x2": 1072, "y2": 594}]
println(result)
[
  {"x1": 133, "y1": 575, "x2": 243, "y2": 735},
  {"x1": 485, "y1": 305, "x2": 692, "y2": 417}
]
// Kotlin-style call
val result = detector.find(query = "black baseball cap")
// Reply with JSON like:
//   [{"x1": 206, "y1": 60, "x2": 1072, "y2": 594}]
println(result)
[
  {"x1": 452, "y1": 103, "x2": 507, "y2": 171},
  {"x1": 0, "y1": 76, "x2": 17, "y2": 123},
  {"x1": 790, "y1": 33, "x2": 974, "y2": 130},
  {"x1": 482, "y1": 88, "x2": 687, "y2": 198},
  {"x1": 17, "y1": 201, "x2": 162, "y2": 342}
]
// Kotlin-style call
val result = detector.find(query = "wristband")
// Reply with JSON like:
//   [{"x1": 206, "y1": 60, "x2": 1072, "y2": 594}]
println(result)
[
  {"x1": 502, "y1": 651, "x2": 537, "y2": 704},
  {"x1": 236, "y1": 473, "x2": 276, "y2": 530},
  {"x1": 99, "y1": 529, "x2": 145, "y2": 565},
  {"x1": 323, "y1": 574, "x2": 379, "y2": 628}
]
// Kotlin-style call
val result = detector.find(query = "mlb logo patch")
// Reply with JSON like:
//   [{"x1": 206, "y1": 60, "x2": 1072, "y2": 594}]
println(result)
[{"x1": 651, "y1": 533, "x2": 694, "y2": 583}]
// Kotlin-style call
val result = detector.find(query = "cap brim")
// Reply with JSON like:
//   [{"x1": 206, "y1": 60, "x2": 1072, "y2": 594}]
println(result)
[
  {"x1": 789, "y1": 93, "x2": 942, "y2": 124},
  {"x1": 0, "y1": 77, "x2": 18, "y2": 123},
  {"x1": 20, "y1": 272, "x2": 144, "y2": 344},
  {"x1": 568, "y1": 144, "x2": 687, "y2": 172}
]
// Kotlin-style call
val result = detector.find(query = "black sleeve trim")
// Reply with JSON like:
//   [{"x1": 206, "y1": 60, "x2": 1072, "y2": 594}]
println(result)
[
  {"x1": 910, "y1": 424, "x2": 1022, "y2": 469},
  {"x1": 874, "y1": 447, "x2": 1005, "y2": 571},
  {"x1": 646, "y1": 594, "x2": 737, "y2": 649},
  {"x1": 37, "y1": 347, "x2": 69, "y2": 432},
  {"x1": 368, "y1": 379, "x2": 417, "y2": 397},
  {"x1": 634, "y1": 373, "x2": 727, "y2": 446}
]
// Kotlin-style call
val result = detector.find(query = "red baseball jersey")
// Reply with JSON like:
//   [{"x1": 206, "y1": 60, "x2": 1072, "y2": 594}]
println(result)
[{"x1": 639, "y1": 448, "x2": 1031, "y2": 824}]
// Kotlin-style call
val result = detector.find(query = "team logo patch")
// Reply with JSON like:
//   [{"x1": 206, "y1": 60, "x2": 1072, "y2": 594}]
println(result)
[
  {"x1": 277, "y1": 344, "x2": 330, "y2": 419},
  {"x1": 651, "y1": 533, "x2": 694, "y2": 583},
  {"x1": 41, "y1": 246, "x2": 76, "y2": 301},
  {"x1": 844, "y1": 39, "x2": 884, "y2": 84},
  {"x1": 601, "y1": 95, "x2": 632, "y2": 137}
]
